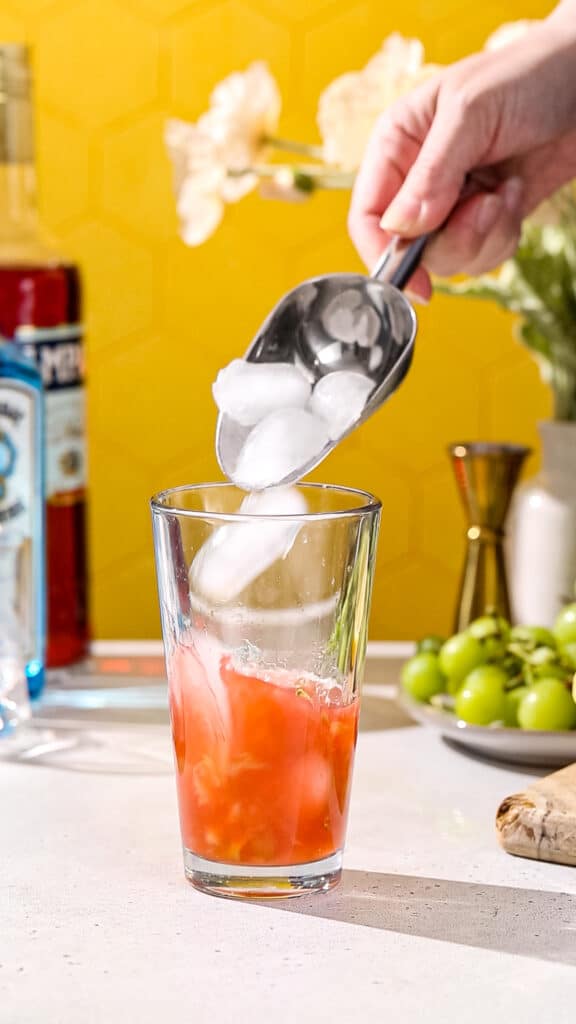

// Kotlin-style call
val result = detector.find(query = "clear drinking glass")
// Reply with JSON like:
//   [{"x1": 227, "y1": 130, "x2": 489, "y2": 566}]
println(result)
[{"x1": 151, "y1": 483, "x2": 381, "y2": 899}]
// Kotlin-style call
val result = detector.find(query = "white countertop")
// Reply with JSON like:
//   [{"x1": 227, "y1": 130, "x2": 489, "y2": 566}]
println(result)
[{"x1": 2, "y1": 656, "x2": 575, "y2": 1023}]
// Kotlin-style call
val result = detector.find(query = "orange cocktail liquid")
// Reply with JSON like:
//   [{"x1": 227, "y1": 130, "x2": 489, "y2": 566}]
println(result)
[{"x1": 168, "y1": 640, "x2": 359, "y2": 867}]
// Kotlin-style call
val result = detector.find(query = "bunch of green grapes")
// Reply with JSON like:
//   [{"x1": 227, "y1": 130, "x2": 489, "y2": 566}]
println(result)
[{"x1": 401, "y1": 604, "x2": 576, "y2": 731}]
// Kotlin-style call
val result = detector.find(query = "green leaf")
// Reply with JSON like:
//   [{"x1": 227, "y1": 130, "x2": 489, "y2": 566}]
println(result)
[{"x1": 434, "y1": 181, "x2": 576, "y2": 420}]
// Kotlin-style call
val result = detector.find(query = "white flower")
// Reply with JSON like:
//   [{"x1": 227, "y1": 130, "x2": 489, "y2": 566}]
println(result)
[
  {"x1": 204, "y1": 62, "x2": 281, "y2": 198},
  {"x1": 165, "y1": 62, "x2": 281, "y2": 245},
  {"x1": 484, "y1": 20, "x2": 539, "y2": 50},
  {"x1": 317, "y1": 34, "x2": 439, "y2": 170},
  {"x1": 165, "y1": 120, "x2": 225, "y2": 245}
]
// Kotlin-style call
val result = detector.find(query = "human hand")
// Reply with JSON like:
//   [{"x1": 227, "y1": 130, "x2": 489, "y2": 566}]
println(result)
[{"x1": 348, "y1": 8, "x2": 576, "y2": 299}]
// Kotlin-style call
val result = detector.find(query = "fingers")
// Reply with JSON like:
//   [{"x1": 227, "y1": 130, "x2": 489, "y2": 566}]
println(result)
[
  {"x1": 347, "y1": 126, "x2": 415, "y2": 270},
  {"x1": 348, "y1": 71, "x2": 495, "y2": 270},
  {"x1": 348, "y1": 84, "x2": 437, "y2": 269},
  {"x1": 347, "y1": 62, "x2": 526, "y2": 288},
  {"x1": 378, "y1": 76, "x2": 492, "y2": 237},
  {"x1": 423, "y1": 177, "x2": 524, "y2": 277},
  {"x1": 403, "y1": 266, "x2": 433, "y2": 304},
  {"x1": 379, "y1": 114, "x2": 468, "y2": 236}
]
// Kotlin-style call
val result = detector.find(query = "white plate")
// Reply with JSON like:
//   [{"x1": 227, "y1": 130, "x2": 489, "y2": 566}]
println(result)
[{"x1": 399, "y1": 691, "x2": 576, "y2": 768}]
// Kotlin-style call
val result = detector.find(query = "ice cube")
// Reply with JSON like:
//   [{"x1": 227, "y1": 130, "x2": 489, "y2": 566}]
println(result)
[
  {"x1": 190, "y1": 486, "x2": 308, "y2": 604},
  {"x1": 355, "y1": 307, "x2": 381, "y2": 348},
  {"x1": 232, "y1": 408, "x2": 330, "y2": 489},
  {"x1": 321, "y1": 291, "x2": 381, "y2": 347},
  {"x1": 368, "y1": 346, "x2": 383, "y2": 371},
  {"x1": 321, "y1": 292, "x2": 358, "y2": 343},
  {"x1": 310, "y1": 371, "x2": 375, "y2": 440},
  {"x1": 239, "y1": 487, "x2": 308, "y2": 517},
  {"x1": 212, "y1": 359, "x2": 311, "y2": 427}
]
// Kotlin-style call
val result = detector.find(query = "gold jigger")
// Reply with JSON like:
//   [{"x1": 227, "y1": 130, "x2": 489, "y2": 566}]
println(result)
[{"x1": 449, "y1": 442, "x2": 531, "y2": 631}]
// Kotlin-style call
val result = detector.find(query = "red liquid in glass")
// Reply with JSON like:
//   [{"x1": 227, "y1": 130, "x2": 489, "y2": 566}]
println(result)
[
  {"x1": 0, "y1": 263, "x2": 88, "y2": 665},
  {"x1": 169, "y1": 642, "x2": 359, "y2": 867}
]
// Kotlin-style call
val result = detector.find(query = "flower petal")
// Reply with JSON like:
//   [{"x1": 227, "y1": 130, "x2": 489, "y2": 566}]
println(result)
[
  {"x1": 165, "y1": 118, "x2": 223, "y2": 195},
  {"x1": 484, "y1": 20, "x2": 539, "y2": 50},
  {"x1": 221, "y1": 171, "x2": 257, "y2": 202},
  {"x1": 165, "y1": 118, "x2": 198, "y2": 190},
  {"x1": 206, "y1": 61, "x2": 281, "y2": 167},
  {"x1": 165, "y1": 61, "x2": 282, "y2": 243},
  {"x1": 176, "y1": 177, "x2": 223, "y2": 244},
  {"x1": 211, "y1": 62, "x2": 281, "y2": 134},
  {"x1": 178, "y1": 188, "x2": 224, "y2": 246},
  {"x1": 317, "y1": 35, "x2": 436, "y2": 170}
]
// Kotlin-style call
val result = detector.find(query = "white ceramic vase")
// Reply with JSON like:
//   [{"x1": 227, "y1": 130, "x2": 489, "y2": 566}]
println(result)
[{"x1": 508, "y1": 421, "x2": 576, "y2": 626}]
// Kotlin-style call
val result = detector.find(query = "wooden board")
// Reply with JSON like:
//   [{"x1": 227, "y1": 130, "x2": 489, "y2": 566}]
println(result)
[{"x1": 496, "y1": 763, "x2": 576, "y2": 867}]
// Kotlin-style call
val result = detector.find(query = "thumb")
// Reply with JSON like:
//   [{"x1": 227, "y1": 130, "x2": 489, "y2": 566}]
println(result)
[{"x1": 380, "y1": 107, "x2": 482, "y2": 236}]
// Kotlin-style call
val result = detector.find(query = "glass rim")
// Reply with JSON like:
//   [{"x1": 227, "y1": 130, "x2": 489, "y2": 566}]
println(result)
[{"x1": 150, "y1": 481, "x2": 381, "y2": 523}]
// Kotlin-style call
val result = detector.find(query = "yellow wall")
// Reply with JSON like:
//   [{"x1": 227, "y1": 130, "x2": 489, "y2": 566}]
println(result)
[{"x1": 1, "y1": 0, "x2": 555, "y2": 640}]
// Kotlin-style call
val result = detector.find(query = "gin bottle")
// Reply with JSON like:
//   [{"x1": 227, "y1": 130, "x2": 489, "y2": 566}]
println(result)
[{"x1": 0, "y1": 337, "x2": 44, "y2": 698}]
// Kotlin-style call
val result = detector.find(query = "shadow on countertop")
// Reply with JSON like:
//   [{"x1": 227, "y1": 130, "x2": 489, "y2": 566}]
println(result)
[
  {"x1": 263, "y1": 869, "x2": 576, "y2": 965},
  {"x1": 359, "y1": 694, "x2": 416, "y2": 732}
]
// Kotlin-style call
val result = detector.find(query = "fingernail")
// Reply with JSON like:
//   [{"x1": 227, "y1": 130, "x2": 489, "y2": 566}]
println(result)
[
  {"x1": 502, "y1": 176, "x2": 524, "y2": 213},
  {"x1": 380, "y1": 195, "x2": 423, "y2": 233},
  {"x1": 405, "y1": 289, "x2": 430, "y2": 307},
  {"x1": 474, "y1": 193, "x2": 503, "y2": 235}
]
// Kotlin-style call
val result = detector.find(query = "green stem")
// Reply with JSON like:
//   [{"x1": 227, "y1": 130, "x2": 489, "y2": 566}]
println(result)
[
  {"x1": 264, "y1": 135, "x2": 324, "y2": 160},
  {"x1": 312, "y1": 171, "x2": 355, "y2": 190},
  {"x1": 434, "y1": 275, "x2": 576, "y2": 422},
  {"x1": 227, "y1": 164, "x2": 355, "y2": 191},
  {"x1": 227, "y1": 165, "x2": 276, "y2": 179}
]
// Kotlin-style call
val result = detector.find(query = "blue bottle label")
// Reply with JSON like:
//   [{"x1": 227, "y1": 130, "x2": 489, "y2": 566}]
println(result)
[
  {"x1": 17, "y1": 324, "x2": 85, "y2": 499},
  {"x1": 0, "y1": 379, "x2": 39, "y2": 663}
]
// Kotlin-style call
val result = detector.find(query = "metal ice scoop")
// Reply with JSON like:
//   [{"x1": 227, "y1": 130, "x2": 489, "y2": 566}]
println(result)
[{"x1": 216, "y1": 234, "x2": 429, "y2": 488}]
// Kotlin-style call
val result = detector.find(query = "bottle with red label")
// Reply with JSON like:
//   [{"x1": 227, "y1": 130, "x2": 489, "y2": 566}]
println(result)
[{"x1": 0, "y1": 44, "x2": 88, "y2": 667}]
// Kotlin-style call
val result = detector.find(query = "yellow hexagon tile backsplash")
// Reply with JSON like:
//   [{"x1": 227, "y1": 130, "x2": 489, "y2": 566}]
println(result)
[{"x1": 1, "y1": 0, "x2": 555, "y2": 640}]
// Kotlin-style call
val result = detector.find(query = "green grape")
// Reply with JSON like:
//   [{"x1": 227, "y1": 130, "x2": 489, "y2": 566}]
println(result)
[
  {"x1": 500, "y1": 650, "x2": 521, "y2": 670},
  {"x1": 416, "y1": 635, "x2": 445, "y2": 655},
  {"x1": 553, "y1": 603, "x2": 576, "y2": 647},
  {"x1": 454, "y1": 666, "x2": 508, "y2": 725},
  {"x1": 509, "y1": 625, "x2": 556, "y2": 650},
  {"x1": 517, "y1": 677, "x2": 576, "y2": 731},
  {"x1": 531, "y1": 662, "x2": 570, "y2": 683},
  {"x1": 527, "y1": 646, "x2": 568, "y2": 682},
  {"x1": 560, "y1": 642, "x2": 576, "y2": 670},
  {"x1": 503, "y1": 686, "x2": 529, "y2": 728},
  {"x1": 469, "y1": 614, "x2": 510, "y2": 640},
  {"x1": 401, "y1": 653, "x2": 446, "y2": 703},
  {"x1": 439, "y1": 632, "x2": 487, "y2": 694},
  {"x1": 468, "y1": 614, "x2": 509, "y2": 660},
  {"x1": 529, "y1": 645, "x2": 558, "y2": 666}
]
